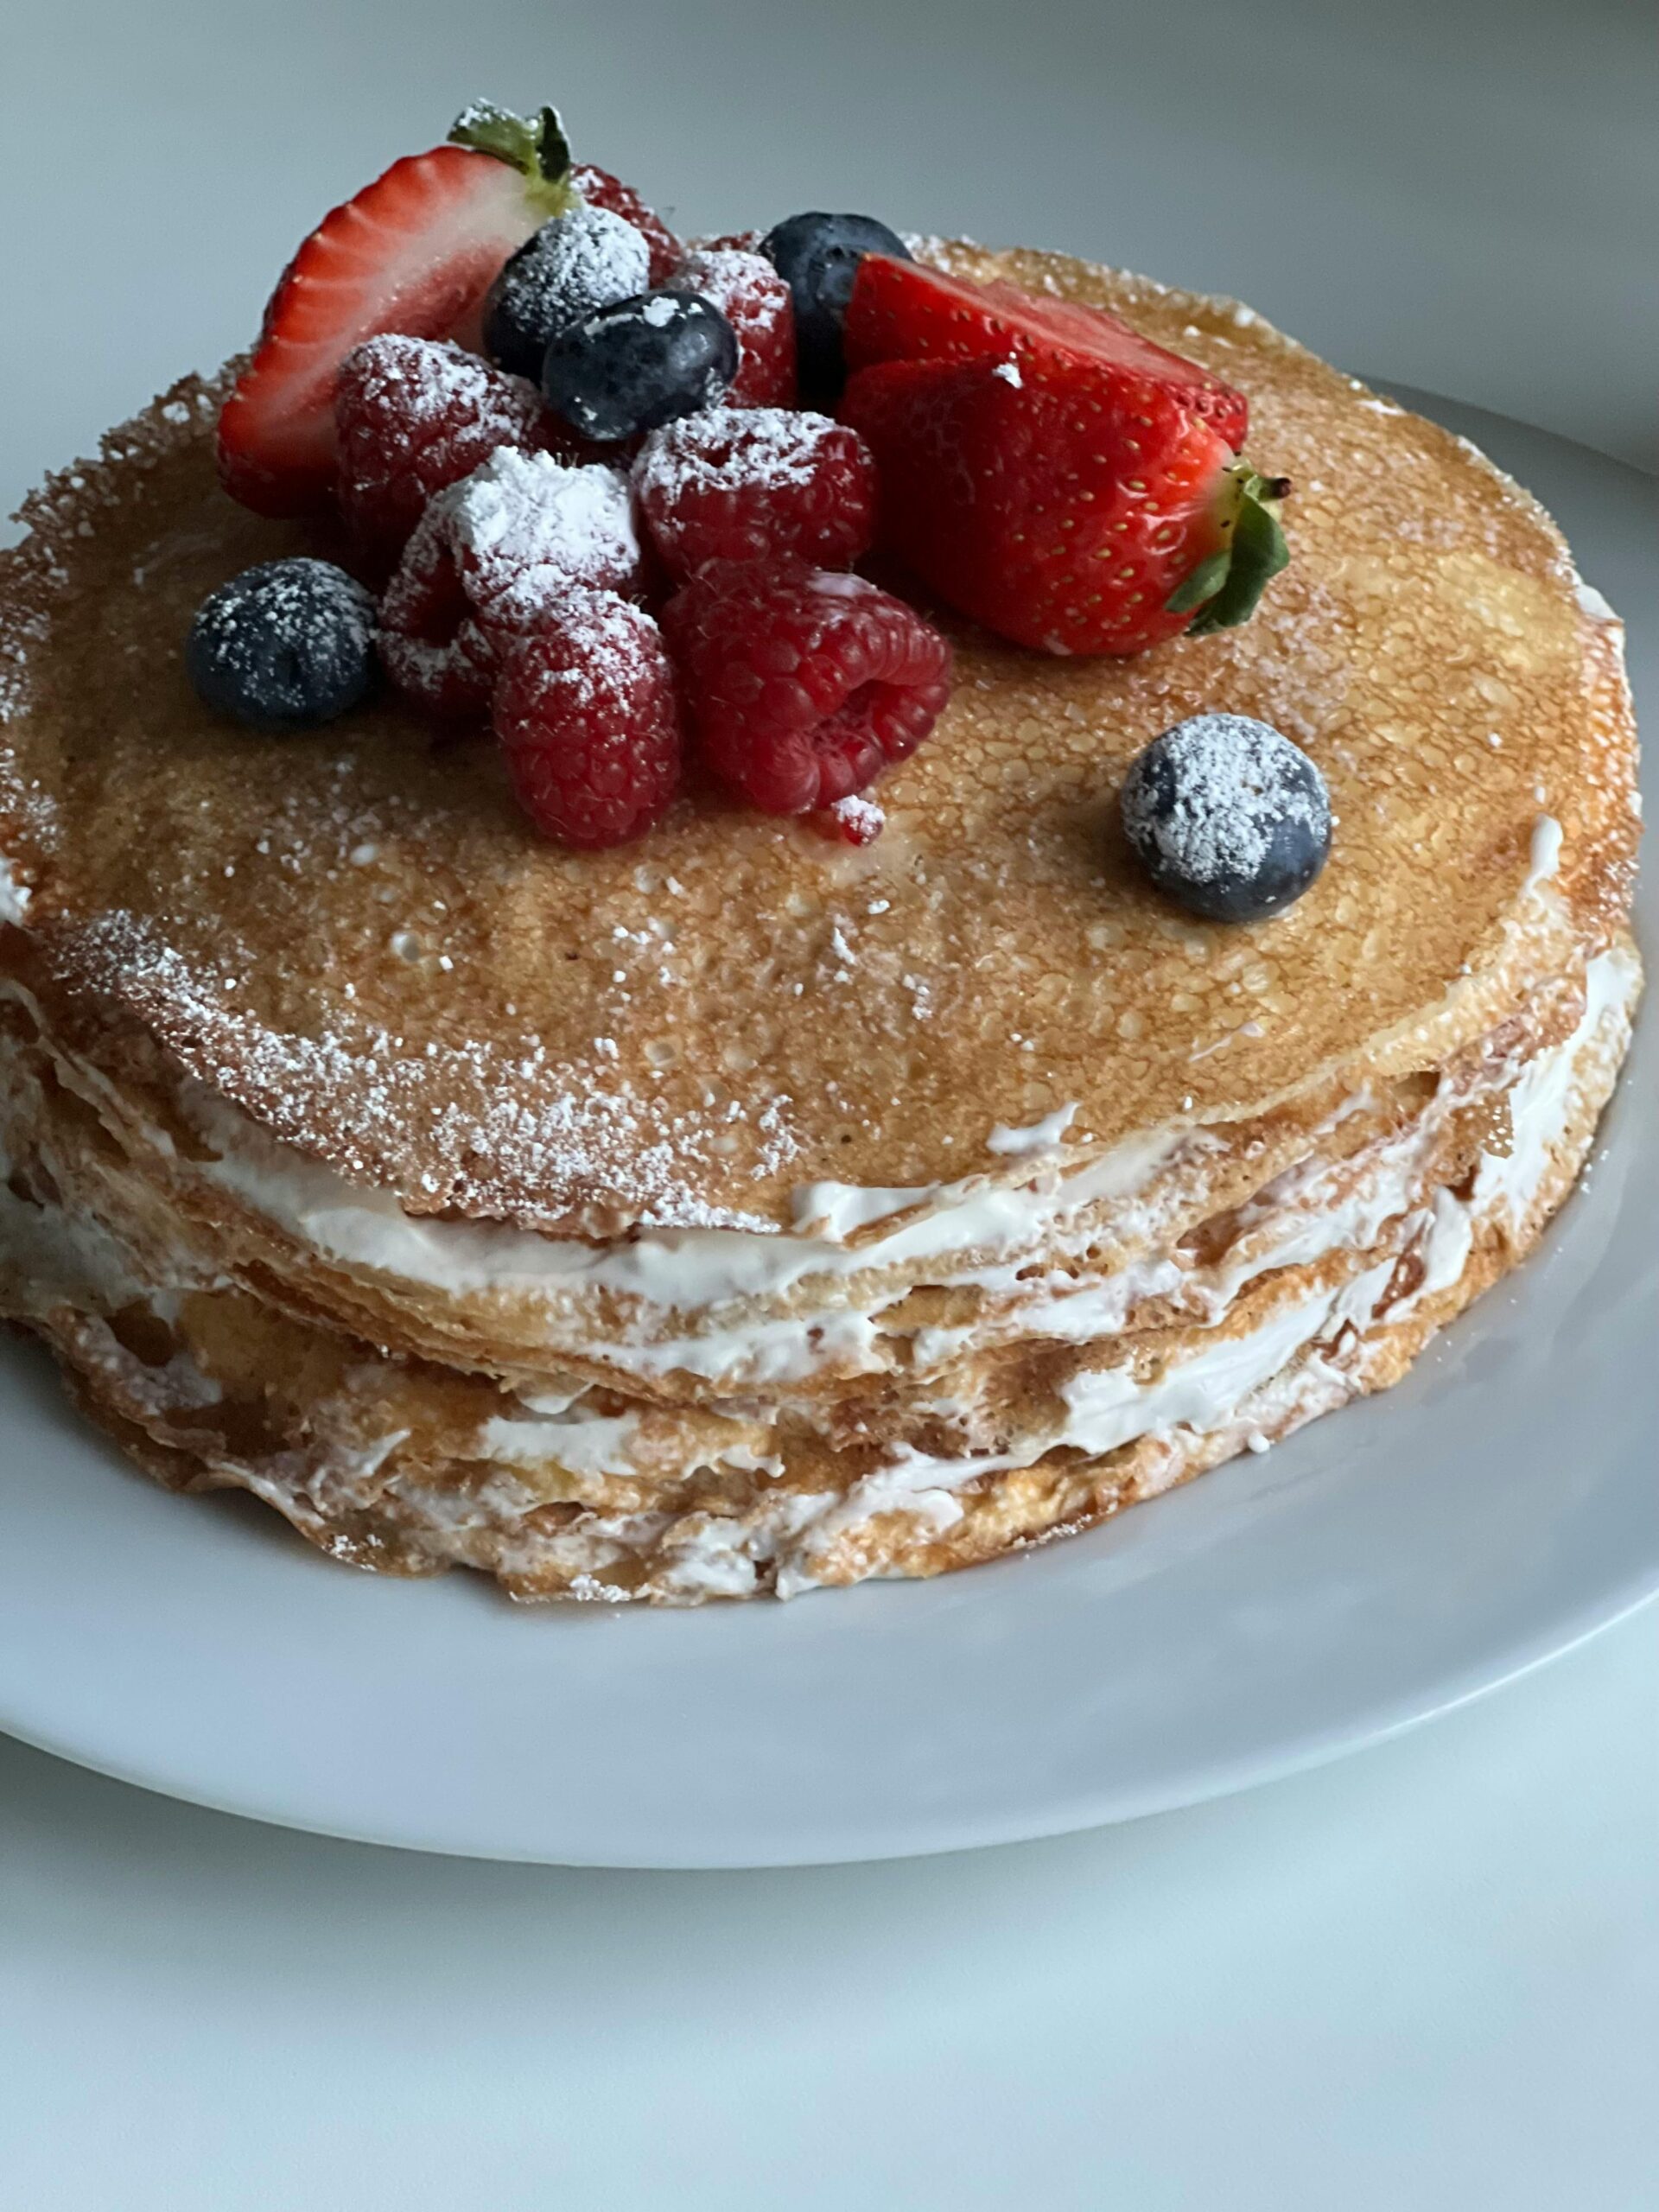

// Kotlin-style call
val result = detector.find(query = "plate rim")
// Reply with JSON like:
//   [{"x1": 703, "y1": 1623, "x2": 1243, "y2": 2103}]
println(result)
[{"x1": 1, "y1": 385, "x2": 1653, "y2": 1868}]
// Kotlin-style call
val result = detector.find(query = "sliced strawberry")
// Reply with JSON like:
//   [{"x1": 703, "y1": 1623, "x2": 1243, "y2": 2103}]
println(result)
[
  {"x1": 841, "y1": 351, "x2": 1287, "y2": 657},
  {"x1": 844, "y1": 256, "x2": 1249, "y2": 452},
  {"x1": 218, "y1": 105, "x2": 580, "y2": 517}
]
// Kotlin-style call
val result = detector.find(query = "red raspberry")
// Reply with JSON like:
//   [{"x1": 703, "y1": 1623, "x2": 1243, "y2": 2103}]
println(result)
[
  {"x1": 569, "y1": 163, "x2": 681, "y2": 283},
  {"x1": 632, "y1": 408, "x2": 876, "y2": 582},
  {"x1": 379, "y1": 448, "x2": 642, "y2": 718},
  {"x1": 334, "y1": 336, "x2": 550, "y2": 564},
  {"x1": 673, "y1": 247, "x2": 796, "y2": 406},
  {"x1": 494, "y1": 591, "x2": 683, "y2": 848},
  {"x1": 662, "y1": 558, "x2": 953, "y2": 814},
  {"x1": 808, "y1": 794, "x2": 886, "y2": 844}
]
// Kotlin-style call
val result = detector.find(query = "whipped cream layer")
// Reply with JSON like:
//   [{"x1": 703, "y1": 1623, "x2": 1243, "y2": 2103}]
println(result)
[
  {"x1": 0, "y1": 942, "x2": 1637, "y2": 1601},
  {"x1": 475, "y1": 940, "x2": 1640, "y2": 1599}
]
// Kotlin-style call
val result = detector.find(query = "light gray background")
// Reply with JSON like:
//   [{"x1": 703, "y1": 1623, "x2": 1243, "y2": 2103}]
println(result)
[{"x1": 2, "y1": 0, "x2": 1656, "y2": 2202}]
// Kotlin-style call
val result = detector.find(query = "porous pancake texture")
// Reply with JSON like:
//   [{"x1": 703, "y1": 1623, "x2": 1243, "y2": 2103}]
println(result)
[{"x1": 0, "y1": 245, "x2": 1641, "y2": 1601}]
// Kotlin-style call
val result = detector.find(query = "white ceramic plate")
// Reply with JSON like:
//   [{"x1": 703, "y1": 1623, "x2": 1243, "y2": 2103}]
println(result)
[{"x1": 1, "y1": 391, "x2": 1652, "y2": 1867}]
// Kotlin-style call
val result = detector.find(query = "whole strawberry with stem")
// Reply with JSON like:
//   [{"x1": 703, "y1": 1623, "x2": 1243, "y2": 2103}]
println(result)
[{"x1": 839, "y1": 257, "x2": 1288, "y2": 657}]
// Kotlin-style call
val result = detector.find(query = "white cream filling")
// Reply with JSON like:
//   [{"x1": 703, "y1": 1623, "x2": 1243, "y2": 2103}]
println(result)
[
  {"x1": 522, "y1": 943, "x2": 1638, "y2": 1597},
  {"x1": 1, "y1": 943, "x2": 1635, "y2": 1602},
  {"x1": 0, "y1": 806, "x2": 1579, "y2": 1400},
  {"x1": 146, "y1": 811, "x2": 1568, "y2": 1353},
  {"x1": 0, "y1": 854, "x2": 30, "y2": 926},
  {"x1": 191, "y1": 1092, "x2": 1184, "y2": 1303},
  {"x1": 480, "y1": 1402, "x2": 643, "y2": 1478}
]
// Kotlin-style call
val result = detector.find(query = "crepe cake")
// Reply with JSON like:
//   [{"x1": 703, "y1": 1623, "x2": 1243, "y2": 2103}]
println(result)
[{"x1": 0, "y1": 235, "x2": 1641, "y2": 1602}]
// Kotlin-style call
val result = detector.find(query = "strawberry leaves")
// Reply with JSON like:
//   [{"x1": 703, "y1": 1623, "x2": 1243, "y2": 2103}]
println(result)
[
  {"x1": 448, "y1": 101, "x2": 578, "y2": 219},
  {"x1": 1169, "y1": 467, "x2": 1291, "y2": 636}
]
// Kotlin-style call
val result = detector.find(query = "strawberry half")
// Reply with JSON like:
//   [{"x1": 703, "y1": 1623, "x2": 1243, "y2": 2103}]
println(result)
[
  {"x1": 839, "y1": 260, "x2": 1287, "y2": 658},
  {"x1": 218, "y1": 104, "x2": 581, "y2": 517},
  {"x1": 845, "y1": 256, "x2": 1250, "y2": 452}
]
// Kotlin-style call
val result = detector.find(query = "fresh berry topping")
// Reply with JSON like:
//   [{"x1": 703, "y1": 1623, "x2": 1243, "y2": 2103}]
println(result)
[
  {"x1": 483, "y1": 206, "x2": 652, "y2": 379},
  {"x1": 187, "y1": 559, "x2": 376, "y2": 733},
  {"x1": 493, "y1": 590, "x2": 683, "y2": 848},
  {"x1": 569, "y1": 163, "x2": 682, "y2": 283},
  {"x1": 841, "y1": 349, "x2": 1288, "y2": 657},
  {"x1": 1120, "y1": 714, "x2": 1331, "y2": 922},
  {"x1": 632, "y1": 408, "x2": 877, "y2": 582},
  {"x1": 809, "y1": 793, "x2": 886, "y2": 844},
  {"x1": 378, "y1": 448, "x2": 641, "y2": 717},
  {"x1": 662, "y1": 558, "x2": 952, "y2": 814},
  {"x1": 542, "y1": 289, "x2": 739, "y2": 442},
  {"x1": 844, "y1": 256, "x2": 1249, "y2": 450},
  {"x1": 334, "y1": 335, "x2": 550, "y2": 563},
  {"x1": 672, "y1": 248, "x2": 797, "y2": 407},
  {"x1": 759, "y1": 213, "x2": 912, "y2": 402},
  {"x1": 218, "y1": 104, "x2": 579, "y2": 517}
]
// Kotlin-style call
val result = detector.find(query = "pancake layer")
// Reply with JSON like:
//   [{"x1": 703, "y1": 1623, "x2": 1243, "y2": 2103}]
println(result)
[{"x1": 0, "y1": 245, "x2": 1641, "y2": 1600}]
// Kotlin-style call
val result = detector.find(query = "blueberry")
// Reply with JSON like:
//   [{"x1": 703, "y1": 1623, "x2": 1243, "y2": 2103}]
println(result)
[
  {"x1": 186, "y1": 558, "x2": 376, "y2": 734},
  {"x1": 483, "y1": 205, "x2": 652, "y2": 380},
  {"x1": 541, "y1": 289, "x2": 739, "y2": 442},
  {"x1": 1120, "y1": 713, "x2": 1332, "y2": 923},
  {"x1": 760, "y1": 213, "x2": 912, "y2": 401}
]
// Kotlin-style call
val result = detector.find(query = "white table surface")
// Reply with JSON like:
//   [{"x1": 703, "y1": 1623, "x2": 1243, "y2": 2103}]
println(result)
[{"x1": 3, "y1": 0, "x2": 1656, "y2": 2200}]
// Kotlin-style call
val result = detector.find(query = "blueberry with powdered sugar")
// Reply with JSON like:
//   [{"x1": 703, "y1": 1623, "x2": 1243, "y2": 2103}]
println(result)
[
  {"x1": 186, "y1": 559, "x2": 376, "y2": 734},
  {"x1": 483, "y1": 205, "x2": 652, "y2": 380},
  {"x1": 542, "y1": 289, "x2": 738, "y2": 442},
  {"x1": 1120, "y1": 713, "x2": 1331, "y2": 922}
]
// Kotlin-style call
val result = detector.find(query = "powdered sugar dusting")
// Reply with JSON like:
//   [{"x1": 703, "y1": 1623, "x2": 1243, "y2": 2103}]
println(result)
[
  {"x1": 1122, "y1": 714, "x2": 1330, "y2": 888},
  {"x1": 632, "y1": 406, "x2": 842, "y2": 505},
  {"x1": 828, "y1": 794, "x2": 884, "y2": 844},
  {"x1": 508, "y1": 587, "x2": 664, "y2": 714},
  {"x1": 496, "y1": 205, "x2": 650, "y2": 339},
  {"x1": 59, "y1": 907, "x2": 801, "y2": 1232},
  {"x1": 677, "y1": 245, "x2": 776, "y2": 309},
  {"x1": 340, "y1": 334, "x2": 537, "y2": 450},
  {"x1": 442, "y1": 449, "x2": 639, "y2": 620},
  {"x1": 195, "y1": 556, "x2": 374, "y2": 670}
]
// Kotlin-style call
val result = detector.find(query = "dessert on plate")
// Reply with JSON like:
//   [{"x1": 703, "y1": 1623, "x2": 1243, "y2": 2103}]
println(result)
[{"x1": 0, "y1": 102, "x2": 1640, "y2": 1601}]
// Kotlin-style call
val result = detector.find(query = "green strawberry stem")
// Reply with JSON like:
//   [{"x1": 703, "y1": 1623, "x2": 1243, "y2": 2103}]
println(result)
[
  {"x1": 1166, "y1": 465, "x2": 1291, "y2": 636},
  {"x1": 448, "y1": 100, "x2": 580, "y2": 220}
]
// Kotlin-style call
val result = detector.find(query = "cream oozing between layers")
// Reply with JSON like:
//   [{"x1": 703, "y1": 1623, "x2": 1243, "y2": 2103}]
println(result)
[
  {"x1": 0, "y1": 941, "x2": 1637, "y2": 1599},
  {"x1": 478, "y1": 942, "x2": 1639, "y2": 1598},
  {"x1": 31, "y1": 812, "x2": 1565, "y2": 1384},
  {"x1": 0, "y1": 816, "x2": 1601, "y2": 1406}
]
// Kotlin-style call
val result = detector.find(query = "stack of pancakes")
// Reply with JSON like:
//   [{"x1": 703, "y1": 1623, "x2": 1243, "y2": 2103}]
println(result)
[{"x1": 0, "y1": 245, "x2": 1640, "y2": 1601}]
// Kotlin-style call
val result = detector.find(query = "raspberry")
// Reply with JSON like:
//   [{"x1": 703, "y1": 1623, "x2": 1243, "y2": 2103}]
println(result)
[
  {"x1": 570, "y1": 163, "x2": 681, "y2": 283},
  {"x1": 379, "y1": 448, "x2": 642, "y2": 718},
  {"x1": 672, "y1": 247, "x2": 796, "y2": 407},
  {"x1": 334, "y1": 336, "x2": 551, "y2": 564},
  {"x1": 662, "y1": 558, "x2": 953, "y2": 814},
  {"x1": 632, "y1": 408, "x2": 876, "y2": 582},
  {"x1": 494, "y1": 591, "x2": 683, "y2": 848}
]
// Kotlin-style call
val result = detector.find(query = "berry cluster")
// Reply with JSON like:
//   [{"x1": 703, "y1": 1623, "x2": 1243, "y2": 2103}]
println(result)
[
  {"x1": 196, "y1": 103, "x2": 952, "y2": 849},
  {"x1": 193, "y1": 95, "x2": 1297, "y2": 898}
]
